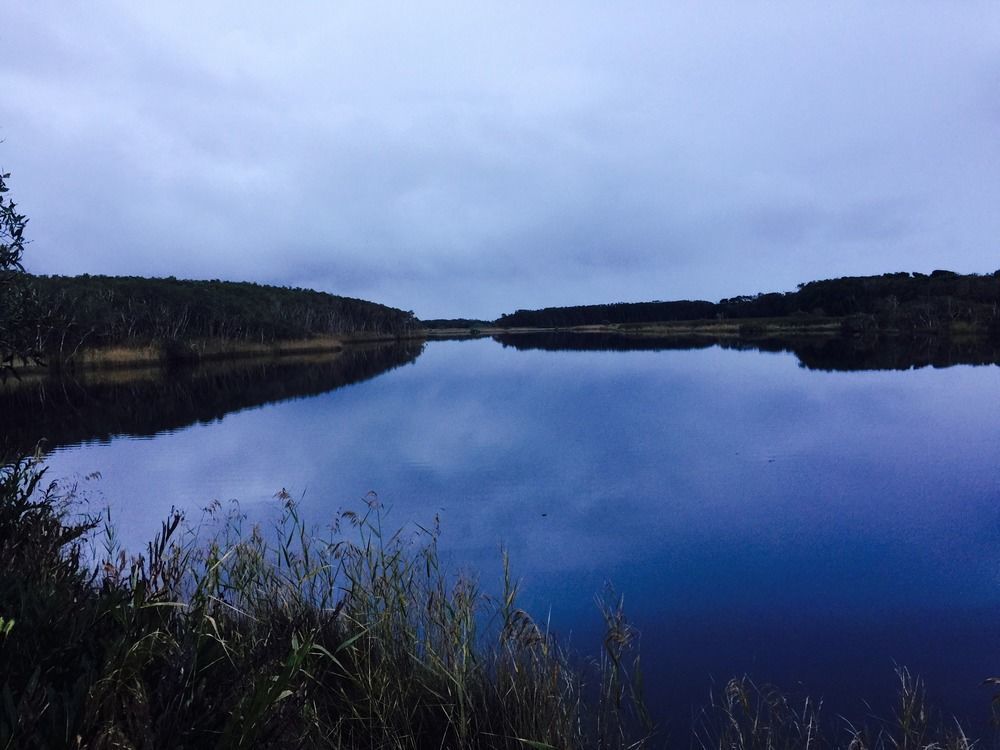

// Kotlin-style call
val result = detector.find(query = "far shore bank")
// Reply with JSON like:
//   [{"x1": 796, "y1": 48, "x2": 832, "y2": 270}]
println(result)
[
  {"x1": 422, "y1": 315, "x2": 996, "y2": 341},
  {"x1": 419, "y1": 318, "x2": 843, "y2": 339},
  {"x1": 11, "y1": 332, "x2": 430, "y2": 374}
]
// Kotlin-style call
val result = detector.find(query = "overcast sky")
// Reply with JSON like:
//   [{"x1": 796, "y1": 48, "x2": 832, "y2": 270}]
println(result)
[{"x1": 2, "y1": 2, "x2": 998, "y2": 318}]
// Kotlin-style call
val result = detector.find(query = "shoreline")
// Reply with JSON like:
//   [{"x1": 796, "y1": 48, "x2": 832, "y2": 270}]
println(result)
[
  {"x1": 423, "y1": 315, "x2": 995, "y2": 340},
  {"x1": 11, "y1": 315, "x2": 993, "y2": 373},
  {"x1": 12, "y1": 332, "x2": 430, "y2": 374}
]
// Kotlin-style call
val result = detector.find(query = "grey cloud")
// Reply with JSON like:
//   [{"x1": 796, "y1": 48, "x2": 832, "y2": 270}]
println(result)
[
  {"x1": 2, "y1": 1, "x2": 999, "y2": 318},
  {"x1": 748, "y1": 198, "x2": 916, "y2": 247}
]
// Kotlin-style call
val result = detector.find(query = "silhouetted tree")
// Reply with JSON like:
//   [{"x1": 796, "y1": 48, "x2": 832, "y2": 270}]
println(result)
[{"x1": 0, "y1": 169, "x2": 38, "y2": 376}]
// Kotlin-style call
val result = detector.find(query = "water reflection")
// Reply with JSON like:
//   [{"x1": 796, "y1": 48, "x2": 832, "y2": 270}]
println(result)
[
  {"x1": 495, "y1": 330, "x2": 1000, "y2": 371},
  {"x1": 8, "y1": 336, "x2": 1000, "y2": 734},
  {"x1": 0, "y1": 341, "x2": 423, "y2": 460},
  {"x1": 8, "y1": 333, "x2": 996, "y2": 464}
]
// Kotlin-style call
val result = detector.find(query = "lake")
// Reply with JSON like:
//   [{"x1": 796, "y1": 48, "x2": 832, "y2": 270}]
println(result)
[{"x1": 5, "y1": 334, "x2": 1000, "y2": 734}]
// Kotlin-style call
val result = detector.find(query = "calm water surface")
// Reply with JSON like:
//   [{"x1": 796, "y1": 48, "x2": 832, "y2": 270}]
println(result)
[{"x1": 15, "y1": 337, "x2": 1000, "y2": 731}]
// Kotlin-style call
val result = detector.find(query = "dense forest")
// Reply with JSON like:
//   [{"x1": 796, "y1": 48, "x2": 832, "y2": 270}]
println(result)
[
  {"x1": 24, "y1": 275, "x2": 418, "y2": 360},
  {"x1": 496, "y1": 270, "x2": 1000, "y2": 334}
]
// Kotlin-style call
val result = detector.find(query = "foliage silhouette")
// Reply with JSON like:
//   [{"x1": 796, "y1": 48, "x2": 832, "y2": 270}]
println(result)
[
  {"x1": 28, "y1": 274, "x2": 419, "y2": 363},
  {"x1": 496, "y1": 270, "x2": 1000, "y2": 336},
  {"x1": 0, "y1": 169, "x2": 41, "y2": 375}
]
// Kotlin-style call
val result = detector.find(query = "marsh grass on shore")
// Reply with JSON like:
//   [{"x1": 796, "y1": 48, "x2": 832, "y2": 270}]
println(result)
[
  {"x1": 0, "y1": 455, "x2": 991, "y2": 749},
  {"x1": 0, "y1": 457, "x2": 651, "y2": 749}
]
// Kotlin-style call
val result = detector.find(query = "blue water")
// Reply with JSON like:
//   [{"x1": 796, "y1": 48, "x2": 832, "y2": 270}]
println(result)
[{"x1": 40, "y1": 338, "x2": 1000, "y2": 731}]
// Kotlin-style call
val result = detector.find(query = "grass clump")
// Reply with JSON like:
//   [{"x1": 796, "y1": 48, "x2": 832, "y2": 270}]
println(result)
[
  {"x1": 693, "y1": 670, "x2": 978, "y2": 750},
  {"x1": 0, "y1": 457, "x2": 651, "y2": 749}
]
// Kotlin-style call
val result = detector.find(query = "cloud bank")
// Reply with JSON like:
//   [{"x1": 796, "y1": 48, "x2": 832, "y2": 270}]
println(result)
[{"x1": 2, "y1": 2, "x2": 998, "y2": 317}]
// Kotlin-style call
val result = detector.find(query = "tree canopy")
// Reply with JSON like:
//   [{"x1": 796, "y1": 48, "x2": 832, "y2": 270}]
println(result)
[
  {"x1": 496, "y1": 270, "x2": 1000, "y2": 334},
  {"x1": 30, "y1": 274, "x2": 418, "y2": 361},
  {"x1": 0, "y1": 170, "x2": 37, "y2": 374}
]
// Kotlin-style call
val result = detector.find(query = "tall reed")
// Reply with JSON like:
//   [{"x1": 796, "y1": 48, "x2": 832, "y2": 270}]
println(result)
[{"x1": 0, "y1": 457, "x2": 651, "y2": 749}]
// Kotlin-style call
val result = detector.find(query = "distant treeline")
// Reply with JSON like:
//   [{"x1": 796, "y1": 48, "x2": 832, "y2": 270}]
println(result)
[
  {"x1": 26, "y1": 275, "x2": 418, "y2": 358},
  {"x1": 496, "y1": 270, "x2": 1000, "y2": 333},
  {"x1": 419, "y1": 318, "x2": 493, "y2": 330},
  {"x1": 496, "y1": 300, "x2": 716, "y2": 329}
]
